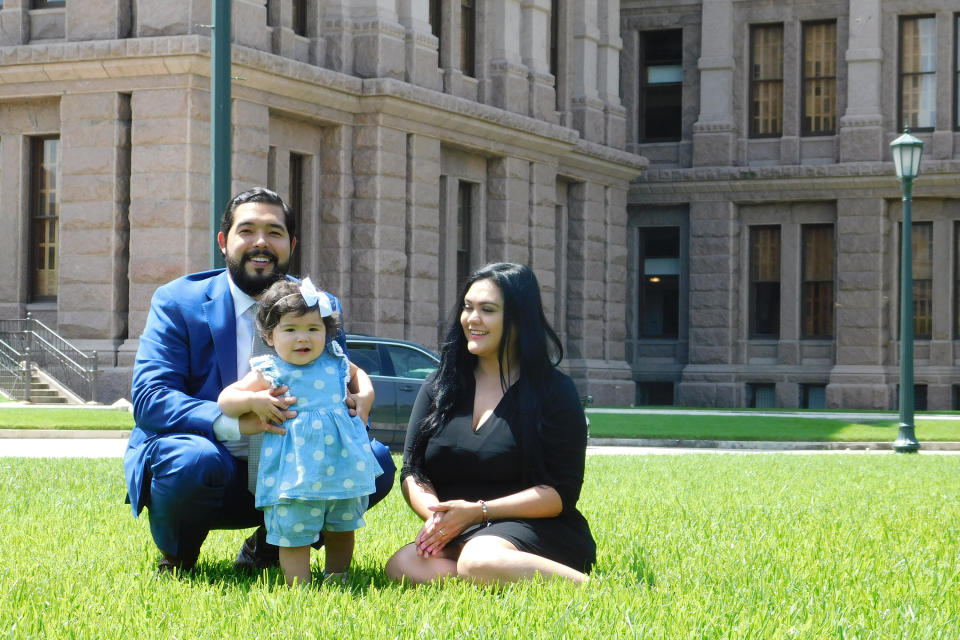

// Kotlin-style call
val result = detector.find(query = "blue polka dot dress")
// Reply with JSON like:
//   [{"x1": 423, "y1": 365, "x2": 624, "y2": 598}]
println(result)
[{"x1": 251, "y1": 343, "x2": 383, "y2": 509}]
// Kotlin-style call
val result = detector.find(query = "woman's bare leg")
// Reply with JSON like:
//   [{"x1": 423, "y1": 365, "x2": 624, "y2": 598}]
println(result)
[
  {"x1": 385, "y1": 542, "x2": 459, "y2": 584},
  {"x1": 456, "y1": 536, "x2": 588, "y2": 585}
]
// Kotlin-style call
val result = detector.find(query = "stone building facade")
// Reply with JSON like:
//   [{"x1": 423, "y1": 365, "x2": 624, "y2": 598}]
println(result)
[
  {"x1": 622, "y1": 0, "x2": 960, "y2": 409},
  {"x1": 0, "y1": 0, "x2": 644, "y2": 404}
]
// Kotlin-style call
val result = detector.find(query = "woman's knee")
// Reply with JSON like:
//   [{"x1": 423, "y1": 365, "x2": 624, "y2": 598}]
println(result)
[
  {"x1": 384, "y1": 544, "x2": 417, "y2": 582},
  {"x1": 456, "y1": 537, "x2": 511, "y2": 579}
]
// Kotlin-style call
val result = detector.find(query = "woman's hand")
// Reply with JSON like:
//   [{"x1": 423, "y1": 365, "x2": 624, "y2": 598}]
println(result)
[{"x1": 415, "y1": 500, "x2": 482, "y2": 557}]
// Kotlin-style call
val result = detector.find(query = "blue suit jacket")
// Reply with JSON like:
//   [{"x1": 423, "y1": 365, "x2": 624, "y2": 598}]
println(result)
[{"x1": 124, "y1": 269, "x2": 345, "y2": 515}]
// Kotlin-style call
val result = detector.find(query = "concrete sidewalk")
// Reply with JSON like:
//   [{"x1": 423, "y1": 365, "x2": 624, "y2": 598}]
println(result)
[{"x1": 2, "y1": 431, "x2": 958, "y2": 458}]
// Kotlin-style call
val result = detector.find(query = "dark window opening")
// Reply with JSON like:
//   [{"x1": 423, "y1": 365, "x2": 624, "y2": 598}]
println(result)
[{"x1": 639, "y1": 30, "x2": 682, "y2": 142}]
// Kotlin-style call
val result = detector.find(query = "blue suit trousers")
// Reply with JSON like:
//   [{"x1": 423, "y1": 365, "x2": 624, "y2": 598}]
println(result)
[{"x1": 140, "y1": 434, "x2": 395, "y2": 561}]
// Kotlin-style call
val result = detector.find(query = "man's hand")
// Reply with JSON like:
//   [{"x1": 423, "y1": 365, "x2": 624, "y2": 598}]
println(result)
[{"x1": 346, "y1": 390, "x2": 373, "y2": 424}]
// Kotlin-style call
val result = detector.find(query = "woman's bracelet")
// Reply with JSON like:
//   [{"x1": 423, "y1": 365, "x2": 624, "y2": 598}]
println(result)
[{"x1": 479, "y1": 500, "x2": 490, "y2": 527}]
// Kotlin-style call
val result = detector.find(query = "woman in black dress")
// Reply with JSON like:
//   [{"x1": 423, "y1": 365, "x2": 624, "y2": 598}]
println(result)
[{"x1": 385, "y1": 263, "x2": 595, "y2": 585}]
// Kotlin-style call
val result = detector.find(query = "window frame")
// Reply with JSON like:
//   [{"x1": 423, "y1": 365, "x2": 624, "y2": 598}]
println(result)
[
  {"x1": 29, "y1": 136, "x2": 61, "y2": 302},
  {"x1": 749, "y1": 23, "x2": 784, "y2": 139},
  {"x1": 900, "y1": 221, "x2": 933, "y2": 340},
  {"x1": 456, "y1": 180, "x2": 474, "y2": 290},
  {"x1": 801, "y1": 20, "x2": 838, "y2": 137},
  {"x1": 749, "y1": 224, "x2": 781, "y2": 338},
  {"x1": 954, "y1": 13, "x2": 960, "y2": 131},
  {"x1": 638, "y1": 29, "x2": 683, "y2": 143},
  {"x1": 898, "y1": 14, "x2": 937, "y2": 132},
  {"x1": 460, "y1": 0, "x2": 476, "y2": 77},
  {"x1": 800, "y1": 223, "x2": 835, "y2": 339},
  {"x1": 637, "y1": 226, "x2": 681, "y2": 339}
]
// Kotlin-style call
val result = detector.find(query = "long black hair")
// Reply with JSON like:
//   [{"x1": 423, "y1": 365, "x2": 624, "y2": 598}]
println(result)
[{"x1": 409, "y1": 263, "x2": 562, "y2": 479}]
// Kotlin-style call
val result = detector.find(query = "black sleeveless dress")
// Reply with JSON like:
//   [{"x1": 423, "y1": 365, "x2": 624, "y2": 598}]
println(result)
[{"x1": 400, "y1": 370, "x2": 596, "y2": 573}]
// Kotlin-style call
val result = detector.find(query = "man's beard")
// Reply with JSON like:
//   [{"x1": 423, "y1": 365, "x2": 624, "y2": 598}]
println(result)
[{"x1": 226, "y1": 249, "x2": 287, "y2": 297}]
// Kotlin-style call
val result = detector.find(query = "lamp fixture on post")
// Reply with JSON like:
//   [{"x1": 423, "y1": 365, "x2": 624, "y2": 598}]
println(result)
[{"x1": 889, "y1": 128, "x2": 923, "y2": 453}]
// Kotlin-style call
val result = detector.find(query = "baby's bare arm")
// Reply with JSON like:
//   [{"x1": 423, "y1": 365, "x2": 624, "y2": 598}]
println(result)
[{"x1": 218, "y1": 370, "x2": 286, "y2": 424}]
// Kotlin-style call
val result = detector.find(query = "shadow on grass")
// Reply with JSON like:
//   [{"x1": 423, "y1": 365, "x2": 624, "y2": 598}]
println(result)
[{"x1": 177, "y1": 557, "x2": 394, "y2": 593}]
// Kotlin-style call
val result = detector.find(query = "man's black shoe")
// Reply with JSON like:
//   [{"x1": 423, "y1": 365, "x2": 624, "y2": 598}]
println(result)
[
  {"x1": 234, "y1": 526, "x2": 279, "y2": 573},
  {"x1": 157, "y1": 552, "x2": 195, "y2": 576}
]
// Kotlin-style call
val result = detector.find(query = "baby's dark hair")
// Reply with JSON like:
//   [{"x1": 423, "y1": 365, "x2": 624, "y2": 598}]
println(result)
[{"x1": 256, "y1": 278, "x2": 340, "y2": 341}]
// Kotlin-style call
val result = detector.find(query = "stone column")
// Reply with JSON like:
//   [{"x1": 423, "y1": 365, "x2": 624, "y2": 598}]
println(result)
[
  {"x1": 521, "y1": 0, "x2": 556, "y2": 121},
  {"x1": 232, "y1": 0, "x2": 271, "y2": 51},
  {"x1": 67, "y1": 0, "x2": 130, "y2": 40},
  {"x1": 350, "y1": 0, "x2": 406, "y2": 79},
  {"x1": 838, "y1": 0, "x2": 883, "y2": 162},
  {"x1": 0, "y1": 0, "x2": 29, "y2": 45},
  {"x1": 569, "y1": 0, "x2": 605, "y2": 143},
  {"x1": 404, "y1": 134, "x2": 442, "y2": 346},
  {"x1": 231, "y1": 98, "x2": 270, "y2": 189},
  {"x1": 267, "y1": 0, "x2": 297, "y2": 60},
  {"x1": 692, "y1": 0, "x2": 736, "y2": 166},
  {"x1": 124, "y1": 88, "x2": 212, "y2": 356},
  {"x1": 58, "y1": 92, "x2": 131, "y2": 348},
  {"x1": 827, "y1": 196, "x2": 892, "y2": 409},
  {"x1": 348, "y1": 116, "x2": 408, "y2": 336},
  {"x1": 676, "y1": 200, "x2": 739, "y2": 407},
  {"x1": 528, "y1": 163, "x2": 558, "y2": 314},
  {"x1": 322, "y1": 0, "x2": 353, "y2": 74},
  {"x1": 486, "y1": 156, "x2": 531, "y2": 263},
  {"x1": 398, "y1": 0, "x2": 442, "y2": 90},
  {"x1": 597, "y1": 0, "x2": 626, "y2": 149},
  {"x1": 486, "y1": 0, "x2": 529, "y2": 114},
  {"x1": 565, "y1": 181, "x2": 634, "y2": 404},
  {"x1": 318, "y1": 125, "x2": 355, "y2": 301}
]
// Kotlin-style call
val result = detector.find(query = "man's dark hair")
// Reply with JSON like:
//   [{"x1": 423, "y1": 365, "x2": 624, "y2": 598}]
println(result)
[{"x1": 220, "y1": 187, "x2": 297, "y2": 240}]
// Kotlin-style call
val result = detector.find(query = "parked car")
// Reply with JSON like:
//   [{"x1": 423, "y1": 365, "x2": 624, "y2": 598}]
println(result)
[{"x1": 345, "y1": 333, "x2": 440, "y2": 449}]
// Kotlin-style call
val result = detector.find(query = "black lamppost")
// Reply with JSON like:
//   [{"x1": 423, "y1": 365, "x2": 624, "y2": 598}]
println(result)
[{"x1": 890, "y1": 128, "x2": 923, "y2": 453}]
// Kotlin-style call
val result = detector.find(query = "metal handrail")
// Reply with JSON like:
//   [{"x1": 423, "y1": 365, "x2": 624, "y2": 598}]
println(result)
[{"x1": 0, "y1": 314, "x2": 99, "y2": 402}]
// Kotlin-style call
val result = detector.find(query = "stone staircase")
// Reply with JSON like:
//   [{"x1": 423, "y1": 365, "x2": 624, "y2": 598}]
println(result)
[{"x1": 0, "y1": 370, "x2": 72, "y2": 404}]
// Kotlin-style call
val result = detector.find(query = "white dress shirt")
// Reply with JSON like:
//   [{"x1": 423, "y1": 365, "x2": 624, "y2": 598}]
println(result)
[{"x1": 211, "y1": 276, "x2": 259, "y2": 457}]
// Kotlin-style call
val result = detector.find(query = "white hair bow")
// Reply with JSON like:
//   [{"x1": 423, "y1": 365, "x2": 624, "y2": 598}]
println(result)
[{"x1": 299, "y1": 277, "x2": 334, "y2": 317}]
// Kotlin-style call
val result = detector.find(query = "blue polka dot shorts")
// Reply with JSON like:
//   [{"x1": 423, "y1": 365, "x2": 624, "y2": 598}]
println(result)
[{"x1": 264, "y1": 495, "x2": 368, "y2": 547}]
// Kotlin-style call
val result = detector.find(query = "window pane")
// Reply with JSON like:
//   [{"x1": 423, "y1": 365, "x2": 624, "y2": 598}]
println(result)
[
  {"x1": 647, "y1": 65, "x2": 683, "y2": 84},
  {"x1": 902, "y1": 222, "x2": 933, "y2": 339},
  {"x1": 900, "y1": 17, "x2": 937, "y2": 130},
  {"x1": 640, "y1": 30, "x2": 682, "y2": 142},
  {"x1": 956, "y1": 15, "x2": 960, "y2": 129},
  {"x1": 750, "y1": 226, "x2": 780, "y2": 337},
  {"x1": 384, "y1": 345, "x2": 438, "y2": 379},
  {"x1": 31, "y1": 137, "x2": 60, "y2": 300},
  {"x1": 802, "y1": 225, "x2": 834, "y2": 338},
  {"x1": 639, "y1": 227, "x2": 680, "y2": 338},
  {"x1": 802, "y1": 22, "x2": 836, "y2": 135},
  {"x1": 956, "y1": 223, "x2": 960, "y2": 337},
  {"x1": 457, "y1": 181, "x2": 472, "y2": 289},
  {"x1": 750, "y1": 24, "x2": 783, "y2": 137},
  {"x1": 348, "y1": 343, "x2": 382, "y2": 376},
  {"x1": 460, "y1": 0, "x2": 475, "y2": 77}
]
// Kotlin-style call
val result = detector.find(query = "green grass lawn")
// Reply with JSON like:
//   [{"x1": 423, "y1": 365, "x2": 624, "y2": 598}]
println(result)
[
  {"x1": 0, "y1": 407, "x2": 135, "y2": 430},
  {"x1": 587, "y1": 412, "x2": 960, "y2": 441},
  {"x1": 3, "y1": 407, "x2": 960, "y2": 442},
  {"x1": 0, "y1": 454, "x2": 957, "y2": 638}
]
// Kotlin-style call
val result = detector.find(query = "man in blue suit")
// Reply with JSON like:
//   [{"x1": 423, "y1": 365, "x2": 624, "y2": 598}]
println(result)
[{"x1": 124, "y1": 187, "x2": 395, "y2": 573}]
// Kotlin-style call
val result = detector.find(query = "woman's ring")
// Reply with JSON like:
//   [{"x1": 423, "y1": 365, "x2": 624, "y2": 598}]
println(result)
[{"x1": 439, "y1": 529, "x2": 445, "y2": 536}]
